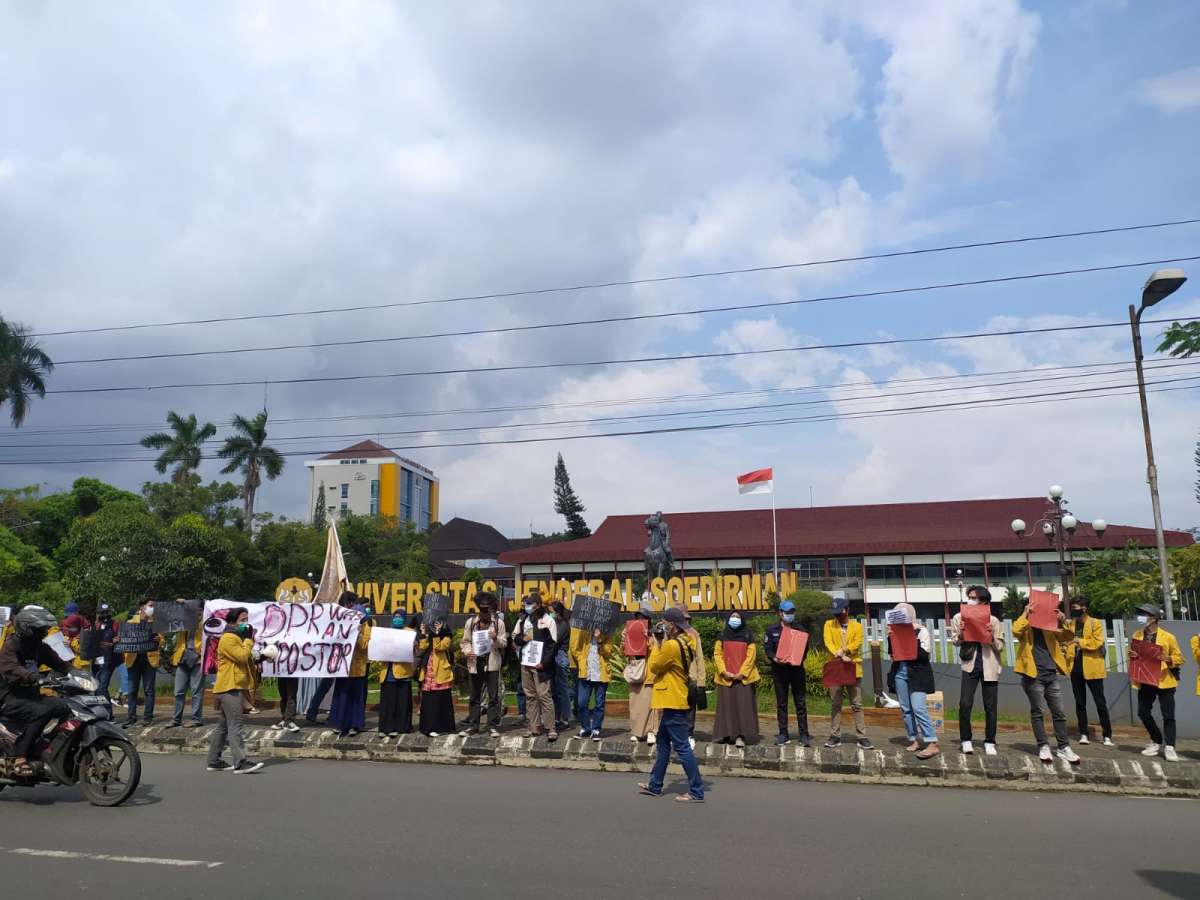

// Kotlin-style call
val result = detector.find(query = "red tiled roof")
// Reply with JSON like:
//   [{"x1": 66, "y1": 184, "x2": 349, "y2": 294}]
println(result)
[
  {"x1": 497, "y1": 497, "x2": 1193, "y2": 565},
  {"x1": 318, "y1": 439, "x2": 398, "y2": 461}
]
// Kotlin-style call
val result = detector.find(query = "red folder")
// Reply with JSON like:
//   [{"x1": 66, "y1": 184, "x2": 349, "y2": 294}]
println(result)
[
  {"x1": 776, "y1": 626, "x2": 808, "y2": 666},
  {"x1": 1028, "y1": 590, "x2": 1061, "y2": 631},
  {"x1": 1129, "y1": 638, "x2": 1163, "y2": 687},
  {"x1": 822, "y1": 658, "x2": 858, "y2": 687},
  {"x1": 722, "y1": 640, "x2": 748, "y2": 675},
  {"x1": 889, "y1": 623, "x2": 918, "y2": 661},
  {"x1": 960, "y1": 604, "x2": 992, "y2": 643},
  {"x1": 622, "y1": 619, "x2": 647, "y2": 657}
]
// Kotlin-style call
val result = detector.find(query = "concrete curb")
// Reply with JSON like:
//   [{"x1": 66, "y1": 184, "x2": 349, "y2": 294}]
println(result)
[{"x1": 131, "y1": 724, "x2": 1200, "y2": 798}]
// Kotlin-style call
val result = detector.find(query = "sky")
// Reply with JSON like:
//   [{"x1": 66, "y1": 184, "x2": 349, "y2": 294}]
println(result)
[{"x1": 2, "y1": 0, "x2": 1199, "y2": 538}]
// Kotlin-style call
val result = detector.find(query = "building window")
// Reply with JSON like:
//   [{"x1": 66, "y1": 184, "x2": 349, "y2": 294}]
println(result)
[
  {"x1": 793, "y1": 558, "x2": 824, "y2": 580},
  {"x1": 827, "y1": 557, "x2": 863, "y2": 581},
  {"x1": 987, "y1": 562, "x2": 1027, "y2": 586},
  {"x1": 369, "y1": 480, "x2": 379, "y2": 516},
  {"x1": 339, "y1": 502, "x2": 348, "y2": 516},
  {"x1": 340, "y1": 483, "x2": 349, "y2": 499},
  {"x1": 865, "y1": 564, "x2": 904, "y2": 586},
  {"x1": 1029, "y1": 561, "x2": 1061, "y2": 585},
  {"x1": 946, "y1": 564, "x2": 986, "y2": 585},
  {"x1": 904, "y1": 563, "x2": 945, "y2": 586},
  {"x1": 420, "y1": 477, "x2": 432, "y2": 530},
  {"x1": 401, "y1": 469, "x2": 413, "y2": 521}
]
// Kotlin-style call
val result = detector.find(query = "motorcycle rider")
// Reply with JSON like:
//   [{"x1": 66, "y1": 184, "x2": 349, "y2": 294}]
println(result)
[{"x1": 0, "y1": 606, "x2": 72, "y2": 777}]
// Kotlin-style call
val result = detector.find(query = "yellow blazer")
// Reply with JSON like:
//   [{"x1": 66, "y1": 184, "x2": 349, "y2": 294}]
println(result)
[
  {"x1": 823, "y1": 619, "x2": 864, "y2": 678},
  {"x1": 713, "y1": 639, "x2": 759, "y2": 687}
]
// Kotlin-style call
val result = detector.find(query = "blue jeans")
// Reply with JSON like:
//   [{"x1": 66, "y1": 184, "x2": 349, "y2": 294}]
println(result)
[
  {"x1": 553, "y1": 653, "x2": 570, "y2": 724},
  {"x1": 93, "y1": 663, "x2": 115, "y2": 714},
  {"x1": 126, "y1": 654, "x2": 157, "y2": 722},
  {"x1": 306, "y1": 678, "x2": 334, "y2": 721},
  {"x1": 173, "y1": 661, "x2": 205, "y2": 724},
  {"x1": 647, "y1": 708, "x2": 704, "y2": 800},
  {"x1": 576, "y1": 680, "x2": 608, "y2": 733},
  {"x1": 895, "y1": 664, "x2": 936, "y2": 743},
  {"x1": 116, "y1": 662, "x2": 130, "y2": 695}
]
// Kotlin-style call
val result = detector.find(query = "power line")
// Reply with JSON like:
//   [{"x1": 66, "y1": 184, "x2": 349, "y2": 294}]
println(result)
[
  {"x1": 30, "y1": 215, "x2": 1200, "y2": 338},
  {"x1": 39, "y1": 314, "x2": 1200, "y2": 396},
  {"x1": 50, "y1": 254, "x2": 1200, "y2": 365}
]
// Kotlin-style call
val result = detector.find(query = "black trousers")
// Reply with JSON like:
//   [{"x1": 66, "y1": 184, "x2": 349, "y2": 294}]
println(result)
[
  {"x1": 277, "y1": 677, "x2": 299, "y2": 722},
  {"x1": 772, "y1": 663, "x2": 809, "y2": 738},
  {"x1": 467, "y1": 670, "x2": 502, "y2": 730},
  {"x1": 958, "y1": 669, "x2": 998, "y2": 744},
  {"x1": 378, "y1": 679, "x2": 413, "y2": 734},
  {"x1": 1, "y1": 696, "x2": 70, "y2": 759},
  {"x1": 1070, "y1": 665, "x2": 1112, "y2": 739},
  {"x1": 1138, "y1": 685, "x2": 1176, "y2": 747}
]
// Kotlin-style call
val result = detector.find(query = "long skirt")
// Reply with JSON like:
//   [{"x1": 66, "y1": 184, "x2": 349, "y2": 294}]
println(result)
[
  {"x1": 712, "y1": 683, "x2": 760, "y2": 744},
  {"x1": 378, "y1": 679, "x2": 413, "y2": 734},
  {"x1": 627, "y1": 680, "x2": 660, "y2": 738},
  {"x1": 419, "y1": 689, "x2": 456, "y2": 736},
  {"x1": 328, "y1": 676, "x2": 367, "y2": 733}
]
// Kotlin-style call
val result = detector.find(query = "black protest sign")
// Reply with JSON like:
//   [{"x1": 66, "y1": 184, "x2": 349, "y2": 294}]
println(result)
[
  {"x1": 570, "y1": 593, "x2": 619, "y2": 634},
  {"x1": 113, "y1": 620, "x2": 157, "y2": 654},
  {"x1": 78, "y1": 629, "x2": 101, "y2": 661},
  {"x1": 421, "y1": 592, "x2": 451, "y2": 628},
  {"x1": 151, "y1": 599, "x2": 204, "y2": 635}
]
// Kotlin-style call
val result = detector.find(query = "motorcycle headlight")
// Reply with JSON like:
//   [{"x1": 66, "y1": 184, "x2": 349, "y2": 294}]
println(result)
[{"x1": 70, "y1": 673, "x2": 99, "y2": 693}]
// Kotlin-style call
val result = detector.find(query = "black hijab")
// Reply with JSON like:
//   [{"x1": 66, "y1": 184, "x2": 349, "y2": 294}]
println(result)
[{"x1": 722, "y1": 614, "x2": 752, "y2": 643}]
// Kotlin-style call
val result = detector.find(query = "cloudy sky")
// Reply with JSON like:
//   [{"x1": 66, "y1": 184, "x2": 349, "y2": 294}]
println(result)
[{"x1": 2, "y1": 1, "x2": 1199, "y2": 537}]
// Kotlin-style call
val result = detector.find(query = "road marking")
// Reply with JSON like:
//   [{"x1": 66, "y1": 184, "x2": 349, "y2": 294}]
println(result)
[{"x1": 0, "y1": 847, "x2": 222, "y2": 868}]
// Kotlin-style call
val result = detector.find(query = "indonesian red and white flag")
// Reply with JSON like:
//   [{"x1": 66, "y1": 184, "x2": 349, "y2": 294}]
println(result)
[{"x1": 737, "y1": 468, "x2": 774, "y2": 495}]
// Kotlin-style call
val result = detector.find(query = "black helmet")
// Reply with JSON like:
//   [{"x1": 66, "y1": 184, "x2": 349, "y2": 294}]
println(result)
[{"x1": 13, "y1": 605, "x2": 57, "y2": 640}]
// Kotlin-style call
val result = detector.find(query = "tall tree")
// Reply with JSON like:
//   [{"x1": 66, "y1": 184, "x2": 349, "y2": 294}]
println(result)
[
  {"x1": 0, "y1": 317, "x2": 54, "y2": 427},
  {"x1": 140, "y1": 411, "x2": 217, "y2": 484},
  {"x1": 313, "y1": 483, "x2": 327, "y2": 530},
  {"x1": 216, "y1": 410, "x2": 285, "y2": 530},
  {"x1": 553, "y1": 452, "x2": 591, "y2": 540}
]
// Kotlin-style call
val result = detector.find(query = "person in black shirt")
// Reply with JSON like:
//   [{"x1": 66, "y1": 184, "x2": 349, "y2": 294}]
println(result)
[
  {"x1": 0, "y1": 606, "x2": 71, "y2": 776},
  {"x1": 763, "y1": 600, "x2": 810, "y2": 747}
]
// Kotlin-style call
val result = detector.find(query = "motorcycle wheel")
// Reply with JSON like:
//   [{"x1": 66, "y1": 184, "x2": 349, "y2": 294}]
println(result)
[{"x1": 78, "y1": 738, "x2": 141, "y2": 807}]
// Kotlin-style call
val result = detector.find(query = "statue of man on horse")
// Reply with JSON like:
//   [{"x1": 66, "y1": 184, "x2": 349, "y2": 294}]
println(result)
[{"x1": 643, "y1": 511, "x2": 674, "y2": 582}]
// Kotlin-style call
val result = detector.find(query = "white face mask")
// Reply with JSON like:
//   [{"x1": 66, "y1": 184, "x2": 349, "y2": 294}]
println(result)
[
  {"x1": 143, "y1": 604, "x2": 154, "y2": 618},
  {"x1": 966, "y1": 598, "x2": 980, "y2": 606},
  {"x1": 1136, "y1": 615, "x2": 1149, "y2": 625}
]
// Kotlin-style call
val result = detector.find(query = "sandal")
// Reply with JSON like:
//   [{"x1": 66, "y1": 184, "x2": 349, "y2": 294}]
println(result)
[{"x1": 916, "y1": 745, "x2": 941, "y2": 760}]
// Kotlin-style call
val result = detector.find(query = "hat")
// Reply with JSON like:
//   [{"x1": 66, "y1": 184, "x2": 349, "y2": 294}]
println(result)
[
  {"x1": 98, "y1": 603, "x2": 112, "y2": 614},
  {"x1": 65, "y1": 602, "x2": 79, "y2": 615},
  {"x1": 779, "y1": 600, "x2": 795, "y2": 613},
  {"x1": 662, "y1": 606, "x2": 687, "y2": 627},
  {"x1": 637, "y1": 600, "x2": 654, "y2": 617},
  {"x1": 831, "y1": 596, "x2": 849, "y2": 614},
  {"x1": 1135, "y1": 602, "x2": 1163, "y2": 619}
]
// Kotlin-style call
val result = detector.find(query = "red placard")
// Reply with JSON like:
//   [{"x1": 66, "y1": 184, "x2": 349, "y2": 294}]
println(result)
[
  {"x1": 721, "y1": 640, "x2": 748, "y2": 676},
  {"x1": 775, "y1": 626, "x2": 809, "y2": 666},
  {"x1": 960, "y1": 604, "x2": 993, "y2": 643},
  {"x1": 622, "y1": 619, "x2": 647, "y2": 657},
  {"x1": 1129, "y1": 638, "x2": 1163, "y2": 687},
  {"x1": 822, "y1": 658, "x2": 858, "y2": 687},
  {"x1": 1028, "y1": 590, "x2": 1062, "y2": 631},
  {"x1": 888, "y1": 623, "x2": 918, "y2": 661}
]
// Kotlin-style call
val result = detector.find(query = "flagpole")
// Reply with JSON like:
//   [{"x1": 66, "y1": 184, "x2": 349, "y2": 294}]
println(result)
[{"x1": 771, "y1": 484, "x2": 778, "y2": 581}]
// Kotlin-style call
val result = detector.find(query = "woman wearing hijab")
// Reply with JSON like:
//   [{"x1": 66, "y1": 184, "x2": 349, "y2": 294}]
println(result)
[
  {"x1": 378, "y1": 612, "x2": 416, "y2": 738},
  {"x1": 418, "y1": 617, "x2": 456, "y2": 736},
  {"x1": 712, "y1": 612, "x2": 760, "y2": 747},
  {"x1": 888, "y1": 602, "x2": 939, "y2": 759},
  {"x1": 328, "y1": 605, "x2": 373, "y2": 738},
  {"x1": 623, "y1": 603, "x2": 659, "y2": 744}
]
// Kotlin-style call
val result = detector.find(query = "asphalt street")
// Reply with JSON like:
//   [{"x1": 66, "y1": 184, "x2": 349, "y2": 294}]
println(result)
[{"x1": 1, "y1": 754, "x2": 1197, "y2": 899}]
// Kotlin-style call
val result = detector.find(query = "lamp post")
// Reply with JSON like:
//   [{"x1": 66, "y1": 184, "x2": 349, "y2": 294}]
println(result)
[
  {"x1": 1011, "y1": 486, "x2": 1107, "y2": 617},
  {"x1": 1130, "y1": 267, "x2": 1187, "y2": 619}
]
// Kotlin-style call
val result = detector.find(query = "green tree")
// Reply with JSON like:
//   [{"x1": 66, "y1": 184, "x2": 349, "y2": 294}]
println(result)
[
  {"x1": 142, "y1": 476, "x2": 241, "y2": 527},
  {"x1": 252, "y1": 521, "x2": 329, "y2": 593},
  {"x1": 338, "y1": 513, "x2": 430, "y2": 585},
  {"x1": 1076, "y1": 542, "x2": 1161, "y2": 617},
  {"x1": 1001, "y1": 584, "x2": 1028, "y2": 619},
  {"x1": 313, "y1": 483, "x2": 327, "y2": 530},
  {"x1": 782, "y1": 588, "x2": 835, "y2": 647},
  {"x1": 140, "y1": 411, "x2": 217, "y2": 483},
  {"x1": 24, "y1": 478, "x2": 140, "y2": 556},
  {"x1": 0, "y1": 317, "x2": 53, "y2": 426},
  {"x1": 553, "y1": 453, "x2": 590, "y2": 540},
  {"x1": 0, "y1": 525, "x2": 57, "y2": 601},
  {"x1": 217, "y1": 410, "x2": 284, "y2": 530},
  {"x1": 1169, "y1": 543, "x2": 1200, "y2": 594}
]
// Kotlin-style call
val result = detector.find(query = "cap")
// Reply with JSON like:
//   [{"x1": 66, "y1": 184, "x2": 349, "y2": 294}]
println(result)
[
  {"x1": 1135, "y1": 602, "x2": 1163, "y2": 619},
  {"x1": 662, "y1": 606, "x2": 687, "y2": 627},
  {"x1": 637, "y1": 600, "x2": 654, "y2": 617},
  {"x1": 779, "y1": 600, "x2": 795, "y2": 613},
  {"x1": 831, "y1": 596, "x2": 849, "y2": 614}
]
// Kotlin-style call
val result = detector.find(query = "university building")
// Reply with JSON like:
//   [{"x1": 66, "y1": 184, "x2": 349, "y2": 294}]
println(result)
[
  {"x1": 498, "y1": 497, "x2": 1193, "y2": 615},
  {"x1": 304, "y1": 440, "x2": 439, "y2": 529}
]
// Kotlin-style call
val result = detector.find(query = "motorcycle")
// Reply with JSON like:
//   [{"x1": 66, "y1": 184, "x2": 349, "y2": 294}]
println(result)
[{"x1": 0, "y1": 670, "x2": 142, "y2": 806}]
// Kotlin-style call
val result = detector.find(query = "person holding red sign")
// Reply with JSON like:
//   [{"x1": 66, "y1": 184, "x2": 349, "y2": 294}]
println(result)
[
  {"x1": 623, "y1": 602, "x2": 660, "y2": 745},
  {"x1": 1129, "y1": 603, "x2": 1184, "y2": 763},
  {"x1": 823, "y1": 597, "x2": 873, "y2": 750},
  {"x1": 763, "y1": 600, "x2": 811, "y2": 747},
  {"x1": 886, "y1": 603, "x2": 939, "y2": 759},
  {"x1": 712, "y1": 613, "x2": 759, "y2": 747},
  {"x1": 1013, "y1": 599, "x2": 1080, "y2": 765},
  {"x1": 1066, "y1": 596, "x2": 1112, "y2": 747},
  {"x1": 949, "y1": 586, "x2": 1004, "y2": 755}
]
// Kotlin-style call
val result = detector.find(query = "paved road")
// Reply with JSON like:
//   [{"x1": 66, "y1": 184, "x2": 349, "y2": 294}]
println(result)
[{"x1": 1, "y1": 754, "x2": 1197, "y2": 899}]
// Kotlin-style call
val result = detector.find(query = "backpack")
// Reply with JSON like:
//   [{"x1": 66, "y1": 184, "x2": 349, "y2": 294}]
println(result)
[{"x1": 674, "y1": 636, "x2": 708, "y2": 711}]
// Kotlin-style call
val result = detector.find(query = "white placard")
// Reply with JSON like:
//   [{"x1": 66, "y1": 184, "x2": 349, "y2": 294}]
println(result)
[
  {"x1": 471, "y1": 630, "x2": 493, "y2": 658},
  {"x1": 520, "y1": 640, "x2": 544, "y2": 668},
  {"x1": 367, "y1": 627, "x2": 416, "y2": 664},
  {"x1": 203, "y1": 600, "x2": 363, "y2": 678},
  {"x1": 0, "y1": 606, "x2": 10, "y2": 628},
  {"x1": 885, "y1": 607, "x2": 912, "y2": 625},
  {"x1": 44, "y1": 630, "x2": 75, "y2": 662}
]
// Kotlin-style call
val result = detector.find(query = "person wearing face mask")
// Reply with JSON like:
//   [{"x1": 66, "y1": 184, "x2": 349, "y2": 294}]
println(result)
[
  {"x1": 623, "y1": 601, "x2": 659, "y2": 745},
  {"x1": 328, "y1": 605, "x2": 373, "y2": 738},
  {"x1": 515, "y1": 592, "x2": 557, "y2": 740},
  {"x1": 512, "y1": 593, "x2": 539, "y2": 721},
  {"x1": 573, "y1": 625, "x2": 615, "y2": 741},
  {"x1": 0, "y1": 606, "x2": 72, "y2": 778},
  {"x1": 91, "y1": 603, "x2": 120, "y2": 716},
  {"x1": 637, "y1": 606, "x2": 704, "y2": 802},
  {"x1": 167, "y1": 599, "x2": 207, "y2": 730},
  {"x1": 823, "y1": 597, "x2": 873, "y2": 750},
  {"x1": 417, "y1": 617, "x2": 456, "y2": 737},
  {"x1": 949, "y1": 586, "x2": 1003, "y2": 755},
  {"x1": 887, "y1": 603, "x2": 939, "y2": 759},
  {"x1": 460, "y1": 593, "x2": 509, "y2": 736},
  {"x1": 1065, "y1": 595, "x2": 1112, "y2": 747},
  {"x1": 712, "y1": 612, "x2": 759, "y2": 747},
  {"x1": 1129, "y1": 603, "x2": 1184, "y2": 763},
  {"x1": 1013, "y1": 598, "x2": 1080, "y2": 764},
  {"x1": 378, "y1": 612, "x2": 416, "y2": 738},
  {"x1": 119, "y1": 598, "x2": 162, "y2": 728},
  {"x1": 206, "y1": 608, "x2": 268, "y2": 773},
  {"x1": 764, "y1": 599, "x2": 810, "y2": 747}
]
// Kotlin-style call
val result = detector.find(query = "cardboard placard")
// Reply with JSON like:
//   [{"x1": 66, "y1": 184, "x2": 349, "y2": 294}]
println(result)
[
  {"x1": 421, "y1": 592, "x2": 451, "y2": 628},
  {"x1": 960, "y1": 604, "x2": 992, "y2": 643},
  {"x1": 822, "y1": 658, "x2": 858, "y2": 687},
  {"x1": 570, "y1": 593, "x2": 619, "y2": 634},
  {"x1": 622, "y1": 619, "x2": 648, "y2": 657},
  {"x1": 152, "y1": 599, "x2": 204, "y2": 635},
  {"x1": 721, "y1": 640, "x2": 748, "y2": 675},
  {"x1": 520, "y1": 640, "x2": 544, "y2": 668},
  {"x1": 367, "y1": 626, "x2": 416, "y2": 664},
  {"x1": 775, "y1": 626, "x2": 808, "y2": 666},
  {"x1": 1028, "y1": 590, "x2": 1062, "y2": 631},
  {"x1": 888, "y1": 623, "x2": 918, "y2": 661},
  {"x1": 78, "y1": 629, "x2": 101, "y2": 661},
  {"x1": 112, "y1": 620, "x2": 157, "y2": 654},
  {"x1": 1129, "y1": 638, "x2": 1163, "y2": 686}
]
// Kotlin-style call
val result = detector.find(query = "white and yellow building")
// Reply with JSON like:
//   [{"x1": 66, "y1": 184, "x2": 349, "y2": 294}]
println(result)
[{"x1": 304, "y1": 440, "x2": 439, "y2": 529}]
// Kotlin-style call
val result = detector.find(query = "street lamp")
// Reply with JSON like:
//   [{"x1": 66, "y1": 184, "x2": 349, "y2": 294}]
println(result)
[
  {"x1": 1011, "y1": 486, "x2": 1106, "y2": 617},
  {"x1": 1130, "y1": 267, "x2": 1187, "y2": 618}
]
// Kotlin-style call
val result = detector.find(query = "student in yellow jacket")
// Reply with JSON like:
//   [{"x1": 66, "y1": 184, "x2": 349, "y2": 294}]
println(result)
[
  {"x1": 1129, "y1": 603, "x2": 1185, "y2": 762},
  {"x1": 712, "y1": 613, "x2": 759, "y2": 747},
  {"x1": 823, "y1": 597, "x2": 872, "y2": 749},
  {"x1": 636, "y1": 606, "x2": 704, "y2": 802},
  {"x1": 1064, "y1": 596, "x2": 1112, "y2": 746},
  {"x1": 119, "y1": 600, "x2": 163, "y2": 728},
  {"x1": 1012, "y1": 601, "x2": 1080, "y2": 764},
  {"x1": 206, "y1": 607, "x2": 272, "y2": 773},
  {"x1": 1191, "y1": 633, "x2": 1200, "y2": 696},
  {"x1": 378, "y1": 613, "x2": 416, "y2": 738},
  {"x1": 417, "y1": 619, "x2": 456, "y2": 736},
  {"x1": 572, "y1": 627, "x2": 615, "y2": 741},
  {"x1": 328, "y1": 607, "x2": 373, "y2": 738},
  {"x1": 168, "y1": 602, "x2": 206, "y2": 729}
]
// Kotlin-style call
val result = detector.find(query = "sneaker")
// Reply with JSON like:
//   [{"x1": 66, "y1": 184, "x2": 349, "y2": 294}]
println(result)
[
  {"x1": 984, "y1": 743, "x2": 998, "y2": 756},
  {"x1": 1102, "y1": 737, "x2": 1114, "y2": 747},
  {"x1": 591, "y1": 730, "x2": 601, "y2": 742},
  {"x1": 233, "y1": 760, "x2": 264, "y2": 774},
  {"x1": 1057, "y1": 746, "x2": 1081, "y2": 765},
  {"x1": 1038, "y1": 745, "x2": 1053, "y2": 763},
  {"x1": 206, "y1": 760, "x2": 231, "y2": 772},
  {"x1": 187, "y1": 720, "x2": 204, "y2": 728},
  {"x1": 688, "y1": 737, "x2": 696, "y2": 751},
  {"x1": 858, "y1": 738, "x2": 875, "y2": 750},
  {"x1": 347, "y1": 729, "x2": 359, "y2": 737},
  {"x1": 1078, "y1": 734, "x2": 1089, "y2": 745},
  {"x1": 270, "y1": 721, "x2": 283, "y2": 730},
  {"x1": 166, "y1": 721, "x2": 182, "y2": 729},
  {"x1": 734, "y1": 737, "x2": 746, "y2": 749},
  {"x1": 674, "y1": 794, "x2": 704, "y2": 803},
  {"x1": 429, "y1": 732, "x2": 440, "y2": 738},
  {"x1": 460, "y1": 728, "x2": 476, "y2": 737},
  {"x1": 961, "y1": 740, "x2": 974, "y2": 755},
  {"x1": 1141, "y1": 742, "x2": 1161, "y2": 757},
  {"x1": 286, "y1": 721, "x2": 300, "y2": 733},
  {"x1": 824, "y1": 737, "x2": 842, "y2": 749},
  {"x1": 1164, "y1": 746, "x2": 1180, "y2": 763},
  {"x1": 489, "y1": 728, "x2": 500, "y2": 737},
  {"x1": 578, "y1": 728, "x2": 589, "y2": 739},
  {"x1": 799, "y1": 736, "x2": 812, "y2": 748},
  {"x1": 119, "y1": 719, "x2": 136, "y2": 729},
  {"x1": 775, "y1": 734, "x2": 790, "y2": 746},
  {"x1": 548, "y1": 731, "x2": 558, "y2": 742}
]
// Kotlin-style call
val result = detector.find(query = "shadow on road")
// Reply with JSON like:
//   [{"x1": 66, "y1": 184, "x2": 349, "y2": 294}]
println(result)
[
  {"x1": 0, "y1": 781, "x2": 162, "y2": 808},
  {"x1": 1136, "y1": 869, "x2": 1200, "y2": 898}
]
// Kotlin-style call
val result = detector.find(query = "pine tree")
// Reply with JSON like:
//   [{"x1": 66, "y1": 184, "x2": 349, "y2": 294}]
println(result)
[
  {"x1": 553, "y1": 453, "x2": 591, "y2": 540},
  {"x1": 314, "y1": 482, "x2": 327, "y2": 530}
]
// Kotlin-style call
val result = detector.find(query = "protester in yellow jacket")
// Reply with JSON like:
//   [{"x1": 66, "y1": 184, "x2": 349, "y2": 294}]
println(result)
[
  {"x1": 378, "y1": 613, "x2": 416, "y2": 738},
  {"x1": 1065, "y1": 596, "x2": 1112, "y2": 746},
  {"x1": 823, "y1": 597, "x2": 872, "y2": 749},
  {"x1": 1012, "y1": 601, "x2": 1080, "y2": 764},
  {"x1": 713, "y1": 613, "x2": 759, "y2": 747},
  {"x1": 637, "y1": 606, "x2": 704, "y2": 802},
  {"x1": 119, "y1": 600, "x2": 162, "y2": 728},
  {"x1": 573, "y1": 627, "x2": 615, "y2": 740},
  {"x1": 206, "y1": 607, "x2": 270, "y2": 773},
  {"x1": 328, "y1": 608, "x2": 372, "y2": 738},
  {"x1": 1129, "y1": 603, "x2": 1184, "y2": 762},
  {"x1": 168, "y1": 602, "x2": 206, "y2": 728},
  {"x1": 417, "y1": 620, "x2": 455, "y2": 736},
  {"x1": 1191, "y1": 634, "x2": 1200, "y2": 695}
]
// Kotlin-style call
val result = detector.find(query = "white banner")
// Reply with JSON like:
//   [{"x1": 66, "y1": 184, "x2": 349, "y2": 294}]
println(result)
[
  {"x1": 204, "y1": 600, "x2": 364, "y2": 678},
  {"x1": 471, "y1": 630, "x2": 493, "y2": 658},
  {"x1": 367, "y1": 627, "x2": 416, "y2": 664}
]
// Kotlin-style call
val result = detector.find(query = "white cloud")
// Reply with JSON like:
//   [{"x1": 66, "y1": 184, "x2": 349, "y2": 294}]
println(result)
[{"x1": 1137, "y1": 66, "x2": 1200, "y2": 114}]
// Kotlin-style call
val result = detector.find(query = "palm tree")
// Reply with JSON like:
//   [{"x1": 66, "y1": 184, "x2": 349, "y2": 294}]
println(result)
[
  {"x1": 0, "y1": 318, "x2": 54, "y2": 427},
  {"x1": 217, "y1": 410, "x2": 284, "y2": 529},
  {"x1": 140, "y1": 411, "x2": 217, "y2": 483}
]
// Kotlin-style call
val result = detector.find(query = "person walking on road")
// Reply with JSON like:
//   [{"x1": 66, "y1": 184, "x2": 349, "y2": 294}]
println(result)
[
  {"x1": 764, "y1": 599, "x2": 810, "y2": 747},
  {"x1": 637, "y1": 606, "x2": 704, "y2": 803},
  {"x1": 824, "y1": 597, "x2": 873, "y2": 750},
  {"x1": 378, "y1": 613, "x2": 416, "y2": 738},
  {"x1": 1129, "y1": 603, "x2": 1184, "y2": 763},
  {"x1": 573, "y1": 626, "x2": 614, "y2": 741},
  {"x1": 1067, "y1": 595, "x2": 1112, "y2": 747},
  {"x1": 949, "y1": 586, "x2": 1003, "y2": 755},
  {"x1": 207, "y1": 607, "x2": 274, "y2": 774},
  {"x1": 623, "y1": 602, "x2": 659, "y2": 745},
  {"x1": 1012, "y1": 600, "x2": 1080, "y2": 765},
  {"x1": 712, "y1": 612, "x2": 759, "y2": 747},
  {"x1": 460, "y1": 594, "x2": 508, "y2": 736}
]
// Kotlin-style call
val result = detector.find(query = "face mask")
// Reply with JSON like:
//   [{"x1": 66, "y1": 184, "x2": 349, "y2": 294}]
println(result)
[
  {"x1": 392, "y1": 617, "x2": 406, "y2": 628},
  {"x1": 728, "y1": 617, "x2": 742, "y2": 629},
  {"x1": 237, "y1": 623, "x2": 251, "y2": 637},
  {"x1": 966, "y1": 598, "x2": 980, "y2": 606},
  {"x1": 1072, "y1": 608, "x2": 1084, "y2": 618},
  {"x1": 836, "y1": 611, "x2": 848, "y2": 622},
  {"x1": 143, "y1": 605, "x2": 154, "y2": 617},
  {"x1": 524, "y1": 603, "x2": 534, "y2": 614},
  {"x1": 782, "y1": 613, "x2": 795, "y2": 624},
  {"x1": 1136, "y1": 615, "x2": 1149, "y2": 625}
]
